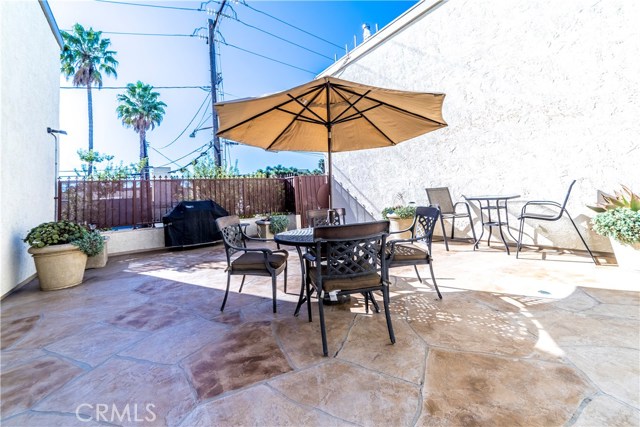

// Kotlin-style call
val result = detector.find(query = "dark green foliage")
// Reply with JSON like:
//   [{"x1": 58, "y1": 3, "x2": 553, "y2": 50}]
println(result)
[
  {"x1": 72, "y1": 230, "x2": 105, "y2": 256},
  {"x1": 382, "y1": 205, "x2": 416, "y2": 219},
  {"x1": 24, "y1": 221, "x2": 87, "y2": 249},
  {"x1": 268, "y1": 215, "x2": 289, "y2": 234}
]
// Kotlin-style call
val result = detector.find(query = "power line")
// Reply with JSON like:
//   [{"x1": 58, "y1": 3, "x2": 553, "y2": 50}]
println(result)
[
  {"x1": 62, "y1": 30, "x2": 194, "y2": 38},
  {"x1": 158, "y1": 92, "x2": 211, "y2": 149},
  {"x1": 149, "y1": 145, "x2": 181, "y2": 167},
  {"x1": 222, "y1": 14, "x2": 333, "y2": 61},
  {"x1": 60, "y1": 86, "x2": 210, "y2": 90},
  {"x1": 94, "y1": 0, "x2": 201, "y2": 12},
  {"x1": 157, "y1": 142, "x2": 210, "y2": 168},
  {"x1": 239, "y1": 0, "x2": 343, "y2": 50},
  {"x1": 221, "y1": 41, "x2": 316, "y2": 74}
]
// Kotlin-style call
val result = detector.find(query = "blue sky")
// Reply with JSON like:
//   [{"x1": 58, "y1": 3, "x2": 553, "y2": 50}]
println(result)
[{"x1": 50, "y1": 0, "x2": 416, "y2": 175}]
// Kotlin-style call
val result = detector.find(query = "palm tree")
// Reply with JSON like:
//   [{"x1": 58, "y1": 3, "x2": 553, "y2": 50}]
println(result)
[
  {"x1": 116, "y1": 81, "x2": 167, "y2": 179},
  {"x1": 60, "y1": 23, "x2": 118, "y2": 175}
]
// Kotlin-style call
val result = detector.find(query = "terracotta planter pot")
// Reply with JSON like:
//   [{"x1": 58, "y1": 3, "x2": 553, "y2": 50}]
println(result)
[
  {"x1": 387, "y1": 214, "x2": 415, "y2": 240},
  {"x1": 28, "y1": 244, "x2": 87, "y2": 291},
  {"x1": 610, "y1": 238, "x2": 640, "y2": 271}
]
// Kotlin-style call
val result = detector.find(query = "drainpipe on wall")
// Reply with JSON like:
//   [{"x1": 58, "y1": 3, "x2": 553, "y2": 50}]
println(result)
[{"x1": 47, "y1": 127, "x2": 67, "y2": 220}]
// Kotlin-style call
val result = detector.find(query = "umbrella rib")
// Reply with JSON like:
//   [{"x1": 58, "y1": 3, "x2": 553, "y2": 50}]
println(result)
[
  {"x1": 217, "y1": 83, "x2": 326, "y2": 135},
  {"x1": 331, "y1": 89, "x2": 372, "y2": 124},
  {"x1": 264, "y1": 87, "x2": 327, "y2": 151},
  {"x1": 333, "y1": 102, "x2": 383, "y2": 124},
  {"x1": 274, "y1": 107, "x2": 324, "y2": 125},
  {"x1": 335, "y1": 86, "x2": 447, "y2": 127},
  {"x1": 331, "y1": 88, "x2": 397, "y2": 145}
]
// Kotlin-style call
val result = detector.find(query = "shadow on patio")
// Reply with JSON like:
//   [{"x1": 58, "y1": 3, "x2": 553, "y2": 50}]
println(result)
[{"x1": 1, "y1": 241, "x2": 638, "y2": 426}]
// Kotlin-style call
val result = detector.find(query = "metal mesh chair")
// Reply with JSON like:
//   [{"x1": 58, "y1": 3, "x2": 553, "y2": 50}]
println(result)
[
  {"x1": 425, "y1": 187, "x2": 477, "y2": 251},
  {"x1": 386, "y1": 206, "x2": 442, "y2": 299},
  {"x1": 516, "y1": 180, "x2": 596, "y2": 263},
  {"x1": 306, "y1": 208, "x2": 346, "y2": 227},
  {"x1": 304, "y1": 221, "x2": 394, "y2": 356},
  {"x1": 216, "y1": 215, "x2": 288, "y2": 313}
]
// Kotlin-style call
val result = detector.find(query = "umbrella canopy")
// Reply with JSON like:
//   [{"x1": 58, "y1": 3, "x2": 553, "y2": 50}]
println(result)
[{"x1": 215, "y1": 76, "x2": 447, "y2": 205}]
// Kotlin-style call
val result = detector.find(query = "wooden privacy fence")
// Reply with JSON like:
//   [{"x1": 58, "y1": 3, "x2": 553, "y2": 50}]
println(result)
[{"x1": 58, "y1": 175, "x2": 327, "y2": 229}]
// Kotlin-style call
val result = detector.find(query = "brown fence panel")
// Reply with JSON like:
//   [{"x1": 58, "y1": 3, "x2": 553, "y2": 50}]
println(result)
[
  {"x1": 58, "y1": 176, "x2": 307, "y2": 229},
  {"x1": 290, "y1": 175, "x2": 327, "y2": 227}
]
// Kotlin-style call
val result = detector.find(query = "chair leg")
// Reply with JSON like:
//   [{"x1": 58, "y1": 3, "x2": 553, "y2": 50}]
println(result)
[
  {"x1": 451, "y1": 217, "x2": 456, "y2": 239},
  {"x1": 238, "y1": 275, "x2": 246, "y2": 293},
  {"x1": 318, "y1": 291, "x2": 329, "y2": 356},
  {"x1": 366, "y1": 292, "x2": 380, "y2": 313},
  {"x1": 271, "y1": 275, "x2": 277, "y2": 313},
  {"x1": 382, "y1": 286, "x2": 396, "y2": 344},
  {"x1": 466, "y1": 205, "x2": 478, "y2": 247},
  {"x1": 439, "y1": 215, "x2": 450, "y2": 251},
  {"x1": 413, "y1": 265, "x2": 423, "y2": 283},
  {"x1": 283, "y1": 264, "x2": 288, "y2": 294},
  {"x1": 516, "y1": 217, "x2": 525, "y2": 259},
  {"x1": 566, "y1": 212, "x2": 597, "y2": 264},
  {"x1": 221, "y1": 272, "x2": 231, "y2": 311},
  {"x1": 429, "y1": 260, "x2": 442, "y2": 300}
]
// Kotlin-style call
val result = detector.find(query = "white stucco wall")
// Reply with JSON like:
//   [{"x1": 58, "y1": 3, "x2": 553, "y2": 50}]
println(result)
[
  {"x1": 1, "y1": 2, "x2": 61, "y2": 296},
  {"x1": 322, "y1": 0, "x2": 640, "y2": 253}
]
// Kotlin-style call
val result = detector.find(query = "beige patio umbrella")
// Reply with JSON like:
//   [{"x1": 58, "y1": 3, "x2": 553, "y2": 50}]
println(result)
[{"x1": 215, "y1": 76, "x2": 447, "y2": 206}]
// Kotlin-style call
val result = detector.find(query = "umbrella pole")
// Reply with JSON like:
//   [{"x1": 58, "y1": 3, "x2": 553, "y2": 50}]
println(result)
[{"x1": 327, "y1": 143, "x2": 332, "y2": 209}]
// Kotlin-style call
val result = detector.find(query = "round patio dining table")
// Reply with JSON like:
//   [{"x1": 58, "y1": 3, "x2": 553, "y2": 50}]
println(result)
[{"x1": 274, "y1": 229, "x2": 314, "y2": 319}]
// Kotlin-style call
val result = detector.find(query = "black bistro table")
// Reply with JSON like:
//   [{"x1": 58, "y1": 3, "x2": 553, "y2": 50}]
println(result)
[
  {"x1": 464, "y1": 194, "x2": 520, "y2": 254},
  {"x1": 274, "y1": 229, "x2": 314, "y2": 318}
]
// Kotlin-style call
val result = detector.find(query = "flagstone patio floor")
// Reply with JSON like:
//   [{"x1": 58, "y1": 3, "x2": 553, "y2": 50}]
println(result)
[{"x1": 1, "y1": 240, "x2": 639, "y2": 426}]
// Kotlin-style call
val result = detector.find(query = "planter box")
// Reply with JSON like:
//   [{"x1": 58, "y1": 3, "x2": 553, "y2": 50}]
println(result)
[
  {"x1": 610, "y1": 238, "x2": 640, "y2": 271},
  {"x1": 86, "y1": 241, "x2": 108, "y2": 269},
  {"x1": 387, "y1": 214, "x2": 414, "y2": 240}
]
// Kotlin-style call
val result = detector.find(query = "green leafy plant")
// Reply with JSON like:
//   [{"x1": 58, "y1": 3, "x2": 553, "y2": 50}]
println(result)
[
  {"x1": 24, "y1": 221, "x2": 88, "y2": 249},
  {"x1": 72, "y1": 230, "x2": 105, "y2": 257},
  {"x1": 382, "y1": 205, "x2": 416, "y2": 219},
  {"x1": 268, "y1": 215, "x2": 289, "y2": 234},
  {"x1": 588, "y1": 185, "x2": 640, "y2": 244}
]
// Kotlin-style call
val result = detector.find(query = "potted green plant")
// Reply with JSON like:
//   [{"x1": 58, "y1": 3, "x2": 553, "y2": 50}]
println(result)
[
  {"x1": 75, "y1": 229, "x2": 108, "y2": 269},
  {"x1": 588, "y1": 185, "x2": 640, "y2": 270},
  {"x1": 256, "y1": 213, "x2": 289, "y2": 239},
  {"x1": 24, "y1": 220, "x2": 90, "y2": 290},
  {"x1": 382, "y1": 205, "x2": 417, "y2": 240}
]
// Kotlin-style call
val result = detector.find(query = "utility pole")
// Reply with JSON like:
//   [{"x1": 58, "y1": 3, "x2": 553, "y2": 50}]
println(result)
[{"x1": 209, "y1": 0, "x2": 226, "y2": 168}]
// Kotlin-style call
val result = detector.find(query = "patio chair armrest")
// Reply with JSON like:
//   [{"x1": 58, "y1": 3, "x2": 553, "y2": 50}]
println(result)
[
  {"x1": 388, "y1": 224, "x2": 414, "y2": 235},
  {"x1": 303, "y1": 252, "x2": 317, "y2": 263},
  {"x1": 271, "y1": 249, "x2": 289, "y2": 257},
  {"x1": 244, "y1": 235, "x2": 275, "y2": 243},
  {"x1": 520, "y1": 200, "x2": 562, "y2": 215},
  {"x1": 452, "y1": 201, "x2": 471, "y2": 213}
]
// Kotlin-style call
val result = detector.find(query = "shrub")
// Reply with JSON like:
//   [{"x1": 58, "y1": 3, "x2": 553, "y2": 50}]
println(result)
[
  {"x1": 72, "y1": 230, "x2": 105, "y2": 257},
  {"x1": 592, "y1": 208, "x2": 640, "y2": 244},
  {"x1": 268, "y1": 215, "x2": 289, "y2": 234},
  {"x1": 588, "y1": 185, "x2": 640, "y2": 244},
  {"x1": 24, "y1": 221, "x2": 87, "y2": 249},
  {"x1": 382, "y1": 205, "x2": 416, "y2": 219}
]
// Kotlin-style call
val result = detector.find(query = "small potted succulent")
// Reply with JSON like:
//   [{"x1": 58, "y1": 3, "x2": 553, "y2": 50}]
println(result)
[
  {"x1": 24, "y1": 220, "x2": 90, "y2": 290},
  {"x1": 588, "y1": 185, "x2": 640, "y2": 270}
]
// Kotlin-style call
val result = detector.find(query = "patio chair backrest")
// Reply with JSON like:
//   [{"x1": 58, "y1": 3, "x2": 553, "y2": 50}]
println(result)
[
  {"x1": 307, "y1": 208, "x2": 345, "y2": 227},
  {"x1": 313, "y1": 221, "x2": 389, "y2": 279},
  {"x1": 215, "y1": 215, "x2": 245, "y2": 256},
  {"x1": 412, "y1": 206, "x2": 440, "y2": 244},
  {"x1": 425, "y1": 187, "x2": 455, "y2": 214}
]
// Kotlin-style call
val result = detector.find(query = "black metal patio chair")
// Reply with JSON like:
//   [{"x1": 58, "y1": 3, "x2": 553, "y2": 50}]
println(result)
[
  {"x1": 304, "y1": 221, "x2": 394, "y2": 356},
  {"x1": 516, "y1": 180, "x2": 596, "y2": 263},
  {"x1": 306, "y1": 208, "x2": 346, "y2": 227},
  {"x1": 425, "y1": 187, "x2": 477, "y2": 251},
  {"x1": 386, "y1": 206, "x2": 442, "y2": 299},
  {"x1": 216, "y1": 215, "x2": 288, "y2": 313}
]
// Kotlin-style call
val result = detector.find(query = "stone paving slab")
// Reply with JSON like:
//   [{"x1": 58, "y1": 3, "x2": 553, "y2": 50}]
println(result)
[{"x1": 1, "y1": 243, "x2": 638, "y2": 426}]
